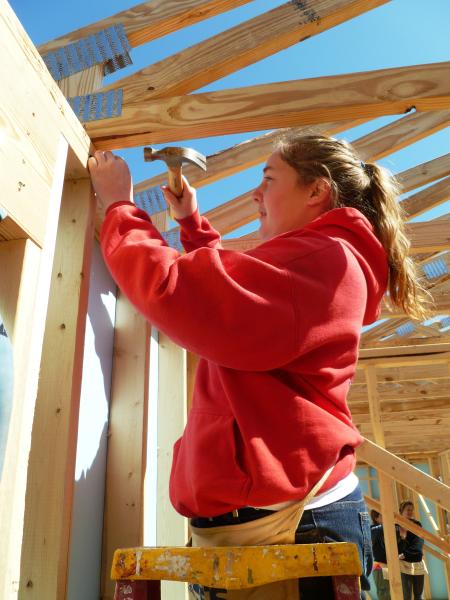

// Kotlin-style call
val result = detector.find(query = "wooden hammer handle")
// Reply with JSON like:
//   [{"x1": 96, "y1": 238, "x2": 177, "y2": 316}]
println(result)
[{"x1": 167, "y1": 164, "x2": 183, "y2": 198}]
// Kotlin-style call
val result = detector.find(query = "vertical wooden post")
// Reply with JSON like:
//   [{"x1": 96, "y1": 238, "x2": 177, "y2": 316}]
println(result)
[
  {"x1": 18, "y1": 177, "x2": 96, "y2": 598},
  {"x1": 410, "y1": 489, "x2": 431, "y2": 599},
  {"x1": 429, "y1": 456, "x2": 450, "y2": 597},
  {"x1": 0, "y1": 137, "x2": 68, "y2": 599},
  {"x1": 365, "y1": 366, "x2": 403, "y2": 599},
  {"x1": 157, "y1": 331, "x2": 188, "y2": 600},
  {"x1": 101, "y1": 293, "x2": 151, "y2": 600}
]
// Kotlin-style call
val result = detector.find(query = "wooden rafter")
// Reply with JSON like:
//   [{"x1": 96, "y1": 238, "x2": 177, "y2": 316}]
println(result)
[
  {"x1": 353, "y1": 110, "x2": 450, "y2": 161},
  {"x1": 99, "y1": 0, "x2": 390, "y2": 103},
  {"x1": 88, "y1": 61, "x2": 450, "y2": 149},
  {"x1": 37, "y1": 0, "x2": 253, "y2": 54},
  {"x1": 402, "y1": 176, "x2": 450, "y2": 218},
  {"x1": 398, "y1": 151, "x2": 450, "y2": 193}
]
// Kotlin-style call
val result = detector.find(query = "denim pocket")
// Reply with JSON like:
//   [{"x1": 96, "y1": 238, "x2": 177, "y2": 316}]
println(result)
[{"x1": 359, "y1": 510, "x2": 373, "y2": 587}]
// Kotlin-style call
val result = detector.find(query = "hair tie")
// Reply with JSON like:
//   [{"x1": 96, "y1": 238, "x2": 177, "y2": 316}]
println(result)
[{"x1": 360, "y1": 160, "x2": 366, "y2": 170}]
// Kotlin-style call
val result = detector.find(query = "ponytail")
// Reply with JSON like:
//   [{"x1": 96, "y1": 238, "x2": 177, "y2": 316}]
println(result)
[
  {"x1": 364, "y1": 163, "x2": 431, "y2": 321},
  {"x1": 275, "y1": 132, "x2": 431, "y2": 321}
]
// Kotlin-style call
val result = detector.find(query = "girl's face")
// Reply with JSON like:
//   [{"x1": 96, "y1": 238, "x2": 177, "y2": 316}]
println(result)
[
  {"x1": 253, "y1": 151, "x2": 329, "y2": 241},
  {"x1": 401, "y1": 504, "x2": 415, "y2": 519}
]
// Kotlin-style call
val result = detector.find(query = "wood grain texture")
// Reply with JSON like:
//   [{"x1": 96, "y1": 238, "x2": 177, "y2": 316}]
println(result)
[
  {"x1": 0, "y1": 137, "x2": 68, "y2": 600},
  {"x1": 401, "y1": 176, "x2": 450, "y2": 218},
  {"x1": 357, "y1": 438, "x2": 450, "y2": 511},
  {"x1": 37, "y1": 0, "x2": 253, "y2": 53},
  {"x1": 88, "y1": 61, "x2": 450, "y2": 149},
  {"x1": 101, "y1": 0, "x2": 389, "y2": 103},
  {"x1": 397, "y1": 152, "x2": 450, "y2": 193},
  {"x1": 19, "y1": 179, "x2": 96, "y2": 599},
  {"x1": 101, "y1": 293, "x2": 150, "y2": 600},
  {"x1": 353, "y1": 109, "x2": 450, "y2": 161},
  {"x1": 0, "y1": 0, "x2": 90, "y2": 176}
]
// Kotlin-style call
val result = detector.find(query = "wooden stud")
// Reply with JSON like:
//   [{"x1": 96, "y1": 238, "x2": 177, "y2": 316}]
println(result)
[
  {"x1": 0, "y1": 129, "x2": 68, "y2": 598},
  {"x1": 18, "y1": 178, "x2": 96, "y2": 599},
  {"x1": 101, "y1": 293, "x2": 151, "y2": 600},
  {"x1": 156, "y1": 332, "x2": 188, "y2": 546},
  {"x1": 364, "y1": 366, "x2": 403, "y2": 599}
]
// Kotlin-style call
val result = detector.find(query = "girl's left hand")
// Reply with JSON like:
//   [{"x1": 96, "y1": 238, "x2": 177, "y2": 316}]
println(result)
[{"x1": 88, "y1": 151, "x2": 134, "y2": 212}]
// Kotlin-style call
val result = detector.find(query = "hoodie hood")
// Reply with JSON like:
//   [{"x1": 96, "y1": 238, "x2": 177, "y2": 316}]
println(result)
[{"x1": 304, "y1": 207, "x2": 388, "y2": 324}]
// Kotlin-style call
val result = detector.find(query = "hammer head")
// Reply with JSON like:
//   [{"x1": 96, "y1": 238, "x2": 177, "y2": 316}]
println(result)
[{"x1": 144, "y1": 146, "x2": 207, "y2": 171}]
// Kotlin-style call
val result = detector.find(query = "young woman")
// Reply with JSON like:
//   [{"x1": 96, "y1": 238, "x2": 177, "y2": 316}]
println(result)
[
  {"x1": 89, "y1": 133, "x2": 429, "y2": 599},
  {"x1": 397, "y1": 501, "x2": 426, "y2": 600}
]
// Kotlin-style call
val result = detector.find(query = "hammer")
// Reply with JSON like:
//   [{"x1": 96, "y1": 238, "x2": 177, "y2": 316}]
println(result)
[{"x1": 144, "y1": 146, "x2": 207, "y2": 216}]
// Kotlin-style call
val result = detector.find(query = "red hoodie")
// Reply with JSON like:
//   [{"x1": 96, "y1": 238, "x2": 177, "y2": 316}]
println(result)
[{"x1": 101, "y1": 203, "x2": 387, "y2": 518}]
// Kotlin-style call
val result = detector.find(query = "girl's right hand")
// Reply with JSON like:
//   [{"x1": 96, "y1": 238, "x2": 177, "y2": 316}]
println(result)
[{"x1": 161, "y1": 176, "x2": 198, "y2": 220}]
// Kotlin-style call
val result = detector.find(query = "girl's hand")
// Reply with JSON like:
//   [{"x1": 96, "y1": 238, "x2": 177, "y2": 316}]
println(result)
[
  {"x1": 161, "y1": 176, "x2": 197, "y2": 220},
  {"x1": 88, "y1": 151, "x2": 134, "y2": 212}
]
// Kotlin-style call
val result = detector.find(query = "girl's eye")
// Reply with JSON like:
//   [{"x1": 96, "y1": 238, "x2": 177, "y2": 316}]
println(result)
[{"x1": 264, "y1": 176, "x2": 273, "y2": 181}]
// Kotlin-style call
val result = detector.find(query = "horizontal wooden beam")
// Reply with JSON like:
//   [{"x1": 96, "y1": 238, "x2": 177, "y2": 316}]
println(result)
[
  {"x1": 350, "y1": 396, "x2": 450, "y2": 416},
  {"x1": 353, "y1": 362, "x2": 450, "y2": 384},
  {"x1": 358, "y1": 343, "x2": 450, "y2": 359},
  {"x1": 354, "y1": 410, "x2": 450, "y2": 426},
  {"x1": 89, "y1": 61, "x2": 450, "y2": 149},
  {"x1": 357, "y1": 438, "x2": 450, "y2": 511},
  {"x1": 397, "y1": 151, "x2": 450, "y2": 194},
  {"x1": 101, "y1": 0, "x2": 389, "y2": 103},
  {"x1": 38, "y1": 0, "x2": 252, "y2": 53},
  {"x1": 357, "y1": 350, "x2": 450, "y2": 368},
  {"x1": 349, "y1": 379, "x2": 450, "y2": 403}
]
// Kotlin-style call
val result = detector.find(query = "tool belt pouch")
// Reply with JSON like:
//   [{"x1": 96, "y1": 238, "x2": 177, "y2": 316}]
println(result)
[{"x1": 188, "y1": 468, "x2": 333, "y2": 600}]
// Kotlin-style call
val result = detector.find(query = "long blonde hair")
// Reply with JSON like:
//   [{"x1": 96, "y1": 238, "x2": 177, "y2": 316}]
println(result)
[{"x1": 274, "y1": 132, "x2": 430, "y2": 320}]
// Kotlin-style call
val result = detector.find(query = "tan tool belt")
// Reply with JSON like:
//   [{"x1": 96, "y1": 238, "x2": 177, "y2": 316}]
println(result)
[{"x1": 189, "y1": 467, "x2": 333, "y2": 600}]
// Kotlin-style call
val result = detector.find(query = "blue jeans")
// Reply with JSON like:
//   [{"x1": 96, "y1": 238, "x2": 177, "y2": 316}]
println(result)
[{"x1": 296, "y1": 484, "x2": 372, "y2": 599}]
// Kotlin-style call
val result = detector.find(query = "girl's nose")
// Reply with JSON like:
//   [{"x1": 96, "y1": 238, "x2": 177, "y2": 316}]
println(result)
[{"x1": 253, "y1": 185, "x2": 262, "y2": 204}]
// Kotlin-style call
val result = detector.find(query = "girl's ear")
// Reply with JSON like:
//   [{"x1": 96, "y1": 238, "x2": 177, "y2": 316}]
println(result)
[{"x1": 307, "y1": 178, "x2": 332, "y2": 208}]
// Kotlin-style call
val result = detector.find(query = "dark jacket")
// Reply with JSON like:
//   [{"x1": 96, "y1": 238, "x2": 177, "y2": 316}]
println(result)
[
  {"x1": 397, "y1": 519, "x2": 424, "y2": 562},
  {"x1": 371, "y1": 524, "x2": 387, "y2": 563}
]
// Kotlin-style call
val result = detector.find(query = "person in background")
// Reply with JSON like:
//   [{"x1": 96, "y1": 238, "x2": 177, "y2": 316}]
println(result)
[
  {"x1": 370, "y1": 509, "x2": 390, "y2": 600},
  {"x1": 89, "y1": 133, "x2": 430, "y2": 599},
  {"x1": 397, "y1": 501, "x2": 425, "y2": 600}
]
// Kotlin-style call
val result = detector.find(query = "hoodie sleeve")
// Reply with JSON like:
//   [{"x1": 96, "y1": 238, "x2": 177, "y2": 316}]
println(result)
[
  {"x1": 176, "y1": 209, "x2": 222, "y2": 252},
  {"x1": 101, "y1": 202, "x2": 298, "y2": 371}
]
